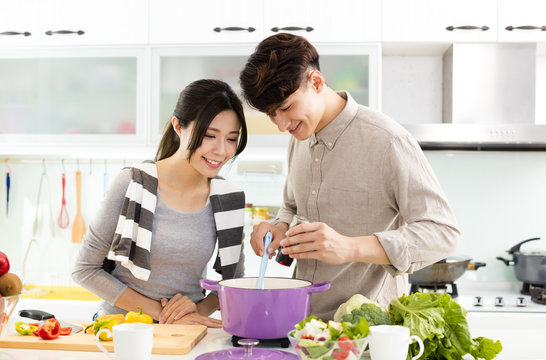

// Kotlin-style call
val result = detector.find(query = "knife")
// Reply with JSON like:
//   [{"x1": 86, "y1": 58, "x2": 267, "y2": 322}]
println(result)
[{"x1": 18, "y1": 309, "x2": 84, "y2": 334}]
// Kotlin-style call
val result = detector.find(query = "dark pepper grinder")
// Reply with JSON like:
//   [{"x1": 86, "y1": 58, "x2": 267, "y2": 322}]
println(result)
[{"x1": 276, "y1": 214, "x2": 309, "y2": 266}]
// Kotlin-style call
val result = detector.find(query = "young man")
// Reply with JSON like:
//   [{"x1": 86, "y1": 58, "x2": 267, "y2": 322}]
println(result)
[{"x1": 240, "y1": 33, "x2": 459, "y2": 320}]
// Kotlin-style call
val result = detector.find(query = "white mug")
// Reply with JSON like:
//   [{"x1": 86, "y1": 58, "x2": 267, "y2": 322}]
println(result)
[
  {"x1": 369, "y1": 325, "x2": 424, "y2": 360},
  {"x1": 95, "y1": 322, "x2": 154, "y2": 360}
]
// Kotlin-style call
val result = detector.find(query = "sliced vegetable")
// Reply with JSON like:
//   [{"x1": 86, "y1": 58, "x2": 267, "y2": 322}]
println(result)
[
  {"x1": 95, "y1": 313, "x2": 125, "y2": 324},
  {"x1": 125, "y1": 306, "x2": 153, "y2": 324},
  {"x1": 59, "y1": 327, "x2": 72, "y2": 336},
  {"x1": 93, "y1": 319, "x2": 121, "y2": 341},
  {"x1": 15, "y1": 321, "x2": 38, "y2": 335},
  {"x1": 34, "y1": 318, "x2": 60, "y2": 340}
]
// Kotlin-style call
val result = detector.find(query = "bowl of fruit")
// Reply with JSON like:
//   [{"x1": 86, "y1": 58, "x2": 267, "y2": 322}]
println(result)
[
  {"x1": 288, "y1": 316, "x2": 370, "y2": 360},
  {"x1": 0, "y1": 251, "x2": 23, "y2": 336}
]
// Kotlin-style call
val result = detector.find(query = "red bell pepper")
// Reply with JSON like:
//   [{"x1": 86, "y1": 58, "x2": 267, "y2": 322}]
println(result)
[
  {"x1": 59, "y1": 327, "x2": 72, "y2": 336},
  {"x1": 33, "y1": 318, "x2": 61, "y2": 340}
]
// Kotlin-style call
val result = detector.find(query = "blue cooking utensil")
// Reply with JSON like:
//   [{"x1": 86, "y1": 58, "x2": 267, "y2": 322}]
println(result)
[{"x1": 257, "y1": 232, "x2": 272, "y2": 290}]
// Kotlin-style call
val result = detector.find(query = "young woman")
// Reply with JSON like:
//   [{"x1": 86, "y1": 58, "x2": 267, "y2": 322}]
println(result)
[{"x1": 73, "y1": 79, "x2": 247, "y2": 327}]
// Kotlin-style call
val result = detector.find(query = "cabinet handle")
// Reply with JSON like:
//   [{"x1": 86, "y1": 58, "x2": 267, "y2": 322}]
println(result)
[
  {"x1": 213, "y1": 27, "x2": 255, "y2": 33},
  {"x1": 446, "y1": 25, "x2": 489, "y2": 31},
  {"x1": 270, "y1": 26, "x2": 314, "y2": 32},
  {"x1": 0, "y1": 31, "x2": 31, "y2": 36},
  {"x1": 45, "y1": 30, "x2": 85, "y2": 36},
  {"x1": 505, "y1": 25, "x2": 546, "y2": 31}
]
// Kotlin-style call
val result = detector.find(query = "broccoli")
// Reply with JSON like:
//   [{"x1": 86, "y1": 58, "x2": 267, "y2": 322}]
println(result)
[{"x1": 341, "y1": 303, "x2": 391, "y2": 326}]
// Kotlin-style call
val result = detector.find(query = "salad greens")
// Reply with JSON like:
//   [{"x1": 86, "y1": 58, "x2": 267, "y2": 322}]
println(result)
[
  {"x1": 291, "y1": 316, "x2": 370, "y2": 360},
  {"x1": 389, "y1": 292, "x2": 502, "y2": 360}
]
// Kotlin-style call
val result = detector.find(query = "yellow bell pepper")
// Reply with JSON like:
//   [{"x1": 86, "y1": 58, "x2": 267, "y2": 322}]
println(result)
[
  {"x1": 95, "y1": 313, "x2": 126, "y2": 324},
  {"x1": 125, "y1": 306, "x2": 153, "y2": 324},
  {"x1": 93, "y1": 318, "x2": 122, "y2": 341}
]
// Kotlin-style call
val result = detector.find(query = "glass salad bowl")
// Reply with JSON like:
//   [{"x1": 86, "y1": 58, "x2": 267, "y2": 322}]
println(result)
[
  {"x1": 288, "y1": 331, "x2": 369, "y2": 360},
  {"x1": 0, "y1": 294, "x2": 20, "y2": 336}
]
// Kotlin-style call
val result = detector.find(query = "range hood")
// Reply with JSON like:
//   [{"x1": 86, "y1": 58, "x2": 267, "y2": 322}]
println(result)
[{"x1": 403, "y1": 43, "x2": 546, "y2": 150}]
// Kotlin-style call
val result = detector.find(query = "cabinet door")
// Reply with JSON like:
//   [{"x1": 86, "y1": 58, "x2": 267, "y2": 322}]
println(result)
[
  {"x1": 0, "y1": 49, "x2": 143, "y2": 148},
  {"x1": 498, "y1": 0, "x2": 546, "y2": 42},
  {"x1": 151, "y1": 45, "x2": 379, "y2": 142},
  {"x1": 37, "y1": 0, "x2": 147, "y2": 45},
  {"x1": 149, "y1": 0, "x2": 263, "y2": 44},
  {"x1": 263, "y1": 0, "x2": 381, "y2": 42},
  {"x1": 382, "y1": 0, "x2": 496, "y2": 42},
  {"x1": 0, "y1": 0, "x2": 39, "y2": 46}
]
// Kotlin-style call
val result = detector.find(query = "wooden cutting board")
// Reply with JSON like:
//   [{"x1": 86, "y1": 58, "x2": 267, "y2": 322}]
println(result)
[{"x1": 0, "y1": 322, "x2": 207, "y2": 355}]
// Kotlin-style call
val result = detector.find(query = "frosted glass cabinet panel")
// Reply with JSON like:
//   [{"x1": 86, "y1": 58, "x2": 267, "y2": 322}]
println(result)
[
  {"x1": 152, "y1": 45, "x2": 379, "y2": 142},
  {"x1": 0, "y1": 52, "x2": 139, "y2": 136}
]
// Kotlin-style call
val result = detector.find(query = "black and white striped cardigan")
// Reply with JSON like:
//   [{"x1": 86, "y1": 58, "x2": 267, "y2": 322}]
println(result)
[{"x1": 106, "y1": 162, "x2": 245, "y2": 281}]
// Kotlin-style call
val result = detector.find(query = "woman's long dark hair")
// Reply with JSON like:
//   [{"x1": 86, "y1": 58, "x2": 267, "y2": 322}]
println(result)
[{"x1": 155, "y1": 79, "x2": 247, "y2": 161}]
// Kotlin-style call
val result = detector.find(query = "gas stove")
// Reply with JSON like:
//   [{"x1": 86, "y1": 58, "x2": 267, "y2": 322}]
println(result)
[{"x1": 452, "y1": 282, "x2": 546, "y2": 313}]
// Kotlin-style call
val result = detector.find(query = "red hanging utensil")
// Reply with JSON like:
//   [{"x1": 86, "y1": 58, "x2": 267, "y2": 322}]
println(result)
[{"x1": 58, "y1": 167, "x2": 69, "y2": 229}]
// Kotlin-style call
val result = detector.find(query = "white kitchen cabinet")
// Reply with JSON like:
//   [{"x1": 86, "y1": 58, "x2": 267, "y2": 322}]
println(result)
[
  {"x1": 263, "y1": 0, "x2": 381, "y2": 43},
  {"x1": 151, "y1": 44, "x2": 380, "y2": 142},
  {"x1": 0, "y1": 48, "x2": 146, "y2": 155},
  {"x1": 0, "y1": 0, "x2": 147, "y2": 47},
  {"x1": 149, "y1": 0, "x2": 264, "y2": 44},
  {"x1": 149, "y1": 0, "x2": 380, "y2": 45},
  {"x1": 382, "y1": 0, "x2": 497, "y2": 43},
  {"x1": 498, "y1": 0, "x2": 546, "y2": 42}
]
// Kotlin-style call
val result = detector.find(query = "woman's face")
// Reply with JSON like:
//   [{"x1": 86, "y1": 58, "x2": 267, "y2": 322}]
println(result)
[{"x1": 184, "y1": 110, "x2": 241, "y2": 178}]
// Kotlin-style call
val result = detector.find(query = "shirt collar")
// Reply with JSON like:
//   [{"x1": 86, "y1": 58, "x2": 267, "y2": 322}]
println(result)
[{"x1": 309, "y1": 91, "x2": 358, "y2": 150}]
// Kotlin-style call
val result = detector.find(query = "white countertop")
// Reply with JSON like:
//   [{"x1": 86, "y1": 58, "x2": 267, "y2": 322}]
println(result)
[
  {"x1": 2, "y1": 313, "x2": 546, "y2": 360},
  {"x1": 2, "y1": 297, "x2": 545, "y2": 359}
]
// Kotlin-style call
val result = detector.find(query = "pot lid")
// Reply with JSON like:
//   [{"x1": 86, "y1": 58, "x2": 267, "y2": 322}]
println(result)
[{"x1": 194, "y1": 347, "x2": 298, "y2": 360}]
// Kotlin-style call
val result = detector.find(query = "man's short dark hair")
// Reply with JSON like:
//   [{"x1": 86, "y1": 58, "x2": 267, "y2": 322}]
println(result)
[{"x1": 239, "y1": 33, "x2": 320, "y2": 115}]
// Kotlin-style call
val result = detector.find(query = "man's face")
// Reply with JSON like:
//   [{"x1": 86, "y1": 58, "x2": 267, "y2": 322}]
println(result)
[{"x1": 268, "y1": 84, "x2": 323, "y2": 141}]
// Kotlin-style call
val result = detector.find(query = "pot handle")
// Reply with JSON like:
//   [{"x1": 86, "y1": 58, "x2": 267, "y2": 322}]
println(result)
[
  {"x1": 467, "y1": 262, "x2": 486, "y2": 270},
  {"x1": 200, "y1": 279, "x2": 220, "y2": 291},
  {"x1": 307, "y1": 281, "x2": 331, "y2": 293},
  {"x1": 508, "y1": 237, "x2": 541, "y2": 254},
  {"x1": 496, "y1": 257, "x2": 514, "y2": 266}
]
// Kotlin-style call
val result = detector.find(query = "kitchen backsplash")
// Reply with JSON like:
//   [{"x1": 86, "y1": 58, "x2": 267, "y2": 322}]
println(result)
[{"x1": 1, "y1": 149, "x2": 546, "y2": 289}]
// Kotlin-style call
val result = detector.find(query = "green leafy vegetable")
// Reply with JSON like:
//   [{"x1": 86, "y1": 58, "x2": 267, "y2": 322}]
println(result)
[{"x1": 388, "y1": 293, "x2": 502, "y2": 360}]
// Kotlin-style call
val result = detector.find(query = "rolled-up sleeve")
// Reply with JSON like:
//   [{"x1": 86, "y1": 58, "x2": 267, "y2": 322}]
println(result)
[
  {"x1": 72, "y1": 170, "x2": 132, "y2": 305},
  {"x1": 375, "y1": 135, "x2": 459, "y2": 276}
]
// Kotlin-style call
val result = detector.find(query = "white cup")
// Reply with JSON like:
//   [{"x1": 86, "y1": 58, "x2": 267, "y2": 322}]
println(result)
[
  {"x1": 369, "y1": 325, "x2": 424, "y2": 360},
  {"x1": 95, "y1": 322, "x2": 154, "y2": 360}
]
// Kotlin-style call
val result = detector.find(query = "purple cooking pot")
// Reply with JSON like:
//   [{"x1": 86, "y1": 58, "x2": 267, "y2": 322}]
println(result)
[{"x1": 200, "y1": 277, "x2": 330, "y2": 339}]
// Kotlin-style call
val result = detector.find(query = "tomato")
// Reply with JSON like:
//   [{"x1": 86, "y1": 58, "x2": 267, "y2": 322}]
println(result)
[
  {"x1": 332, "y1": 349, "x2": 350, "y2": 360},
  {"x1": 337, "y1": 336, "x2": 354, "y2": 352},
  {"x1": 0, "y1": 251, "x2": 10, "y2": 277}
]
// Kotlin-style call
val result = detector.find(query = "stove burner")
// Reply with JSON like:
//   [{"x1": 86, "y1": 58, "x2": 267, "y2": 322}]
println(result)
[
  {"x1": 531, "y1": 287, "x2": 546, "y2": 305},
  {"x1": 410, "y1": 282, "x2": 458, "y2": 298},
  {"x1": 231, "y1": 335, "x2": 290, "y2": 348},
  {"x1": 520, "y1": 282, "x2": 545, "y2": 296}
]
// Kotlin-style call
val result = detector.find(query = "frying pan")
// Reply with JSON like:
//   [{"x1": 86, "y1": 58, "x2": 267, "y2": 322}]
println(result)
[{"x1": 409, "y1": 256, "x2": 486, "y2": 285}]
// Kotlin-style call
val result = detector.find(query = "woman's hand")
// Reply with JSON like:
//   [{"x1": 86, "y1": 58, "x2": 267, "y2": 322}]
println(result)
[
  {"x1": 159, "y1": 293, "x2": 198, "y2": 324},
  {"x1": 173, "y1": 312, "x2": 223, "y2": 328}
]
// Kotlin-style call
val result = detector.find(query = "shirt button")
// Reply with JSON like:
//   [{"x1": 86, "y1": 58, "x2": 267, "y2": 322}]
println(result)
[
  {"x1": 328, "y1": 142, "x2": 333, "y2": 147},
  {"x1": 311, "y1": 190, "x2": 317, "y2": 195},
  {"x1": 317, "y1": 135, "x2": 321, "y2": 140},
  {"x1": 314, "y1": 158, "x2": 320, "y2": 162}
]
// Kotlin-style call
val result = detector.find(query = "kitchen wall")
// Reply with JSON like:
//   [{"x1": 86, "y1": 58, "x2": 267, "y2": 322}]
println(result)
[{"x1": 425, "y1": 150, "x2": 546, "y2": 283}]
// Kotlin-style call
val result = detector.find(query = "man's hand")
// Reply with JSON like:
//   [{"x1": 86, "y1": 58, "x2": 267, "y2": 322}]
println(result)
[
  {"x1": 173, "y1": 312, "x2": 223, "y2": 328},
  {"x1": 159, "y1": 293, "x2": 197, "y2": 324},
  {"x1": 279, "y1": 221, "x2": 357, "y2": 264},
  {"x1": 250, "y1": 221, "x2": 289, "y2": 259}
]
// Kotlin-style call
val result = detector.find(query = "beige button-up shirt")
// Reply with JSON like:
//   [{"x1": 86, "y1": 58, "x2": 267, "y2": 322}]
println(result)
[{"x1": 274, "y1": 92, "x2": 459, "y2": 320}]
